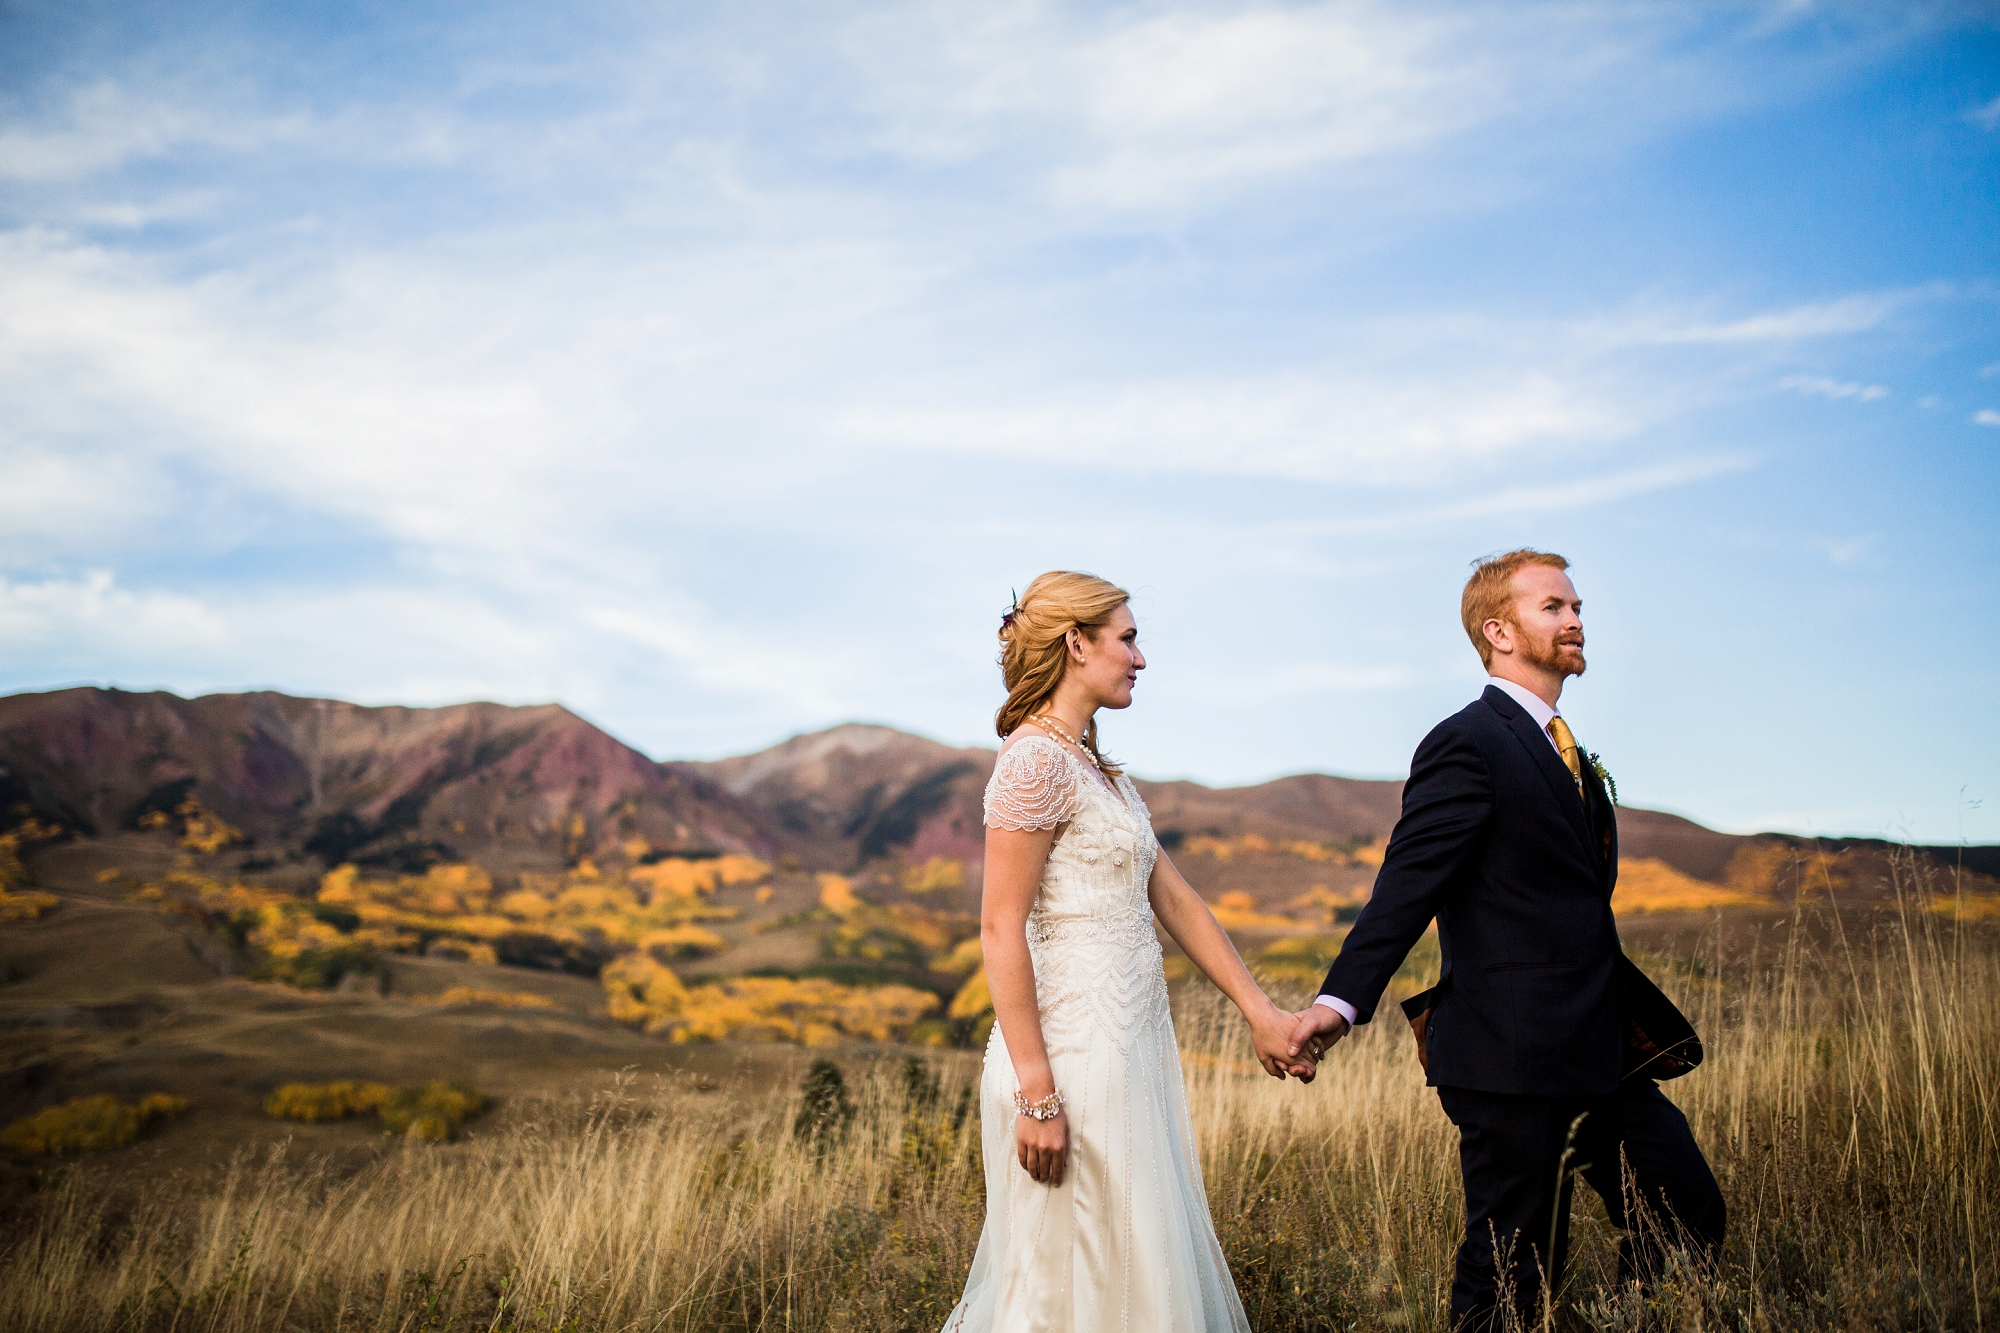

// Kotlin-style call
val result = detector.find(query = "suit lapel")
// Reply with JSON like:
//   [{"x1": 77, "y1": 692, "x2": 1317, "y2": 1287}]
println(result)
[{"x1": 1482, "y1": 686, "x2": 1594, "y2": 859}]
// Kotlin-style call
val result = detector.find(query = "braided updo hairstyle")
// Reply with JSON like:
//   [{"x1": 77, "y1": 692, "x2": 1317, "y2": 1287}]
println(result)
[{"x1": 995, "y1": 570, "x2": 1131, "y2": 778}]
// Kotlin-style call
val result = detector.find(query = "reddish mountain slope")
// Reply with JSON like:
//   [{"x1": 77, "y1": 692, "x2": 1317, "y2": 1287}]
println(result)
[
  {"x1": 1137, "y1": 773, "x2": 1405, "y2": 845},
  {"x1": 701, "y1": 723, "x2": 994, "y2": 867},
  {"x1": 0, "y1": 688, "x2": 773, "y2": 875}
]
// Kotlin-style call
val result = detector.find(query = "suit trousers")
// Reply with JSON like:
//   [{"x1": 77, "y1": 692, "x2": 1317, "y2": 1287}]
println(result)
[{"x1": 1437, "y1": 1081, "x2": 1725, "y2": 1331}]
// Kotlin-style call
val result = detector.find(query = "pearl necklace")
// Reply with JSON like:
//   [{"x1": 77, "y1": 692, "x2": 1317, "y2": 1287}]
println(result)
[{"x1": 1027, "y1": 714, "x2": 1101, "y2": 769}]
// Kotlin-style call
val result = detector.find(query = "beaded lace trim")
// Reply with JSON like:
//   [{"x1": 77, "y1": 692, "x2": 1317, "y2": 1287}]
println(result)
[
  {"x1": 1027, "y1": 909, "x2": 1158, "y2": 951},
  {"x1": 983, "y1": 735, "x2": 1083, "y2": 831}
]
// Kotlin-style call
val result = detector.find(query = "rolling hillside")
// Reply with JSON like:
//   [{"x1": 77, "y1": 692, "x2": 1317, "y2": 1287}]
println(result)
[{"x1": 1, "y1": 686, "x2": 1993, "y2": 1203}]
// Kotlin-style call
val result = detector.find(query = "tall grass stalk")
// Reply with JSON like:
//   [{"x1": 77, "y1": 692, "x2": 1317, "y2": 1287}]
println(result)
[{"x1": 2, "y1": 853, "x2": 1992, "y2": 1332}]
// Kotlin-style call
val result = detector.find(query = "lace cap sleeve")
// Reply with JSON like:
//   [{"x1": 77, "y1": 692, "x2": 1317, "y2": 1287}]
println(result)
[{"x1": 984, "y1": 736, "x2": 1082, "y2": 831}]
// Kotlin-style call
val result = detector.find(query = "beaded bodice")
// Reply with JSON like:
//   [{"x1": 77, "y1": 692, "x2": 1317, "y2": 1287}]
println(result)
[{"x1": 984, "y1": 735, "x2": 1169, "y2": 1051}]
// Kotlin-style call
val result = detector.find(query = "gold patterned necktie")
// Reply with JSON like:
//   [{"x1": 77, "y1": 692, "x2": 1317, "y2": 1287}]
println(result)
[{"x1": 1547, "y1": 716, "x2": 1584, "y2": 792}]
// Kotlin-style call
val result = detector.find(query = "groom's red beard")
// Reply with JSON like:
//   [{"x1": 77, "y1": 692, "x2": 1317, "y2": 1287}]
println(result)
[{"x1": 1524, "y1": 629, "x2": 1587, "y2": 678}]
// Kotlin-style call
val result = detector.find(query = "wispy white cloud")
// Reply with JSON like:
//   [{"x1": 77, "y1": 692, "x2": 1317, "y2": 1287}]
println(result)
[
  {"x1": 0, "y1": 439, "x2": 172, "y2": 563},
  {"x1": 0, "y1": 81, "x2": 302, "y2": 182},
  {"x1": 68, "y1": 193, "x2": 226, "y2": 230},
  {"x1": 1970, "y1": 95, "x2": 2000, "y2": 132},
  {"x1": 1975, "y1": 409, "x2": 2000, "y2": 427},
  {"x1": 839, "y1": 369, "x2": 1637, "y2": 485},
  {"x1": 10, "y1": 208, "x2": 1840, "y2": 527},
  {"x1": 0, "y1": 225, "x2": 937, "y2": 558},
  {"x1": 1780, "y1": 374, "x2": 1889, "y2": 401},
  {"x1": 0, "y1": 571, "x2": 226, "y2": 654},
  {"x1": 1280, "y1": 455, "x2": 1752, "y2": 536},
  {"x1": 849, "y1": 4, "x2": 1489, "y2": 186},
  {"x1": 1041, "y1": 6, "x2": 1499, "y2": 211},
  {"x1": 842, "y1": 1, "x2": 1933, "y2": 219},
  {"x1": 1642, "y1": 291, "x2": 1920, "y2": 344}
]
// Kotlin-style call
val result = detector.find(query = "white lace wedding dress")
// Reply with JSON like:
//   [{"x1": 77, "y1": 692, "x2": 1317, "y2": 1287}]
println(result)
[{"x1": 941, "y1": 735, "x2": 1250, "y2": 1333}]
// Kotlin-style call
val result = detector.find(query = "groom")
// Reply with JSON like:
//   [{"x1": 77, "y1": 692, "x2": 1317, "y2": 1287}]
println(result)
[{"x1": 1287, "y1": 549, "x2": 1725, "y2": 1330}]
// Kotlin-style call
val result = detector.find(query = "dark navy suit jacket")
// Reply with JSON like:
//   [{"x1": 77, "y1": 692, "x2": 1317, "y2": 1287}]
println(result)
[{"x1": 1319, "y1": 684, "x2": 1624, "y2": 1097}]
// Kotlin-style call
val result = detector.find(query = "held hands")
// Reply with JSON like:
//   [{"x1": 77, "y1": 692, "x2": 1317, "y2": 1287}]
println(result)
[
  {"x1": 1286, "y1": 1004, "x2": 1351, "y2": 1071},
  {"x1": 1248, "y1": 997, "x2": 1322, "y2": 1080}
]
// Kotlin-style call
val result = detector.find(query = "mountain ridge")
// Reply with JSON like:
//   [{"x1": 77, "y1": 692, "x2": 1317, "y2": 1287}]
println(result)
[
  {"x1": 0, "y1": 687, "x2": 773, "y2": 878},
  {"x1": 4, "y1": 686, "x2": 1986, "y2": 884}
]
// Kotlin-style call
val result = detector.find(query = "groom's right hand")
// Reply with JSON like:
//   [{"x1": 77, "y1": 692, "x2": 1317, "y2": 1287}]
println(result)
[{"x1": 1287, "y1": 1005, "x2": 1351, "y2": 1070}]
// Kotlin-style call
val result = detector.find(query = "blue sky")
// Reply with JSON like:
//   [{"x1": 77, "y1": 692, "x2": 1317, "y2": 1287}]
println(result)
[{"x1": 1, "y1": 0, "x2": 1996, "y2": 843}]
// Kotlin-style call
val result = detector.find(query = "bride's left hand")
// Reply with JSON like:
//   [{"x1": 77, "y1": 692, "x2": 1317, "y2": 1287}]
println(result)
[{"x1": 1247, "y1": 998, "x2": 1319, "y2": 1081}]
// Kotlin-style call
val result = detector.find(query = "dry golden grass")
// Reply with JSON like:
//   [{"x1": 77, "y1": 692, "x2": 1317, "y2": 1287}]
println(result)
[{"x1": 1, "y1": 853, "x2": 1992, "y2": 1333}]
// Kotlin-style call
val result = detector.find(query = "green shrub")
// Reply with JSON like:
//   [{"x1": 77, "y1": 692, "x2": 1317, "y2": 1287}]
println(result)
[
  {"x1": 262, "y1": 1080, "x2": 486, "y2": 1140},
  {"x1": 793, "y1": 1059, "x2": 854, "y2": 1149},
  {"x1": 305, "y1": 901, "x2": 361, "y2": 933},
  {"x1": 253, "y1": 943, "x2": 383, "y2": 990},
  {"x1": 264, "y1": 1080, "x2": 393, "y2": 1122},
  {"x1": 0, "y1": 1092, "x2": 189, "y2": 1153},
  {"x1": 378, "y1": 1083, "x2": 488, "y2": 1142}
]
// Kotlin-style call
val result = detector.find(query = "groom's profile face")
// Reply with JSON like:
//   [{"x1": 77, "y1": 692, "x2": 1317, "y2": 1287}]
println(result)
[{"x1": 1503, "y1": 565, "x2": 1586, "y2": 678}]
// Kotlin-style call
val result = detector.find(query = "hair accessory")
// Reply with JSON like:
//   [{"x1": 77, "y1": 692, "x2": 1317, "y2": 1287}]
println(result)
[
  {"x1": 1014, "y1": 1088, "x2": 1065, "y2": 1121},
  {"x1": 999, "y1": 588, "x2": 1019, "y2": 632}
]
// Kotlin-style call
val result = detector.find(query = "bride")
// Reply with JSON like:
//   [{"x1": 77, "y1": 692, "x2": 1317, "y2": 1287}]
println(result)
[{"x1": 941, "y1": 571, "x2": 1314, "y2": 1333}]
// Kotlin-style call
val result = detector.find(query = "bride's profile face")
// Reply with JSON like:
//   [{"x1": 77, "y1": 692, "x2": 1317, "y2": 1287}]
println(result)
[{"x1": 1072, "y1": 604, "x2": 1145, "y2": 710}]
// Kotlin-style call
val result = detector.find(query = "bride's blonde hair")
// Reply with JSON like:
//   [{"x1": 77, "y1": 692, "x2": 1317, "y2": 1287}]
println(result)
[{"x1": 995, "y1": 571, "x2": 1130, "y2": 778}]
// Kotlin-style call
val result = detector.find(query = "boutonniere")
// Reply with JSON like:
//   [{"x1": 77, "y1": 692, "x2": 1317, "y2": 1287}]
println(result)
[{"x1": 1587, "y1": 752, "x2": 1617, "y2": 805}]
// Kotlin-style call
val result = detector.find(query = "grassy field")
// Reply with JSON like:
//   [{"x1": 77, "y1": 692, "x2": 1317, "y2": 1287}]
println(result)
[{"x1": 1, "y1": 853, "x2": 1994, "y2": 1333}]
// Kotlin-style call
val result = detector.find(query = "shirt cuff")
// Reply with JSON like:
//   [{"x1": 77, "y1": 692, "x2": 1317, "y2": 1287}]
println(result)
[{"x1": 1314, "y1": 994, "x2": 1358, "y2": 1027}]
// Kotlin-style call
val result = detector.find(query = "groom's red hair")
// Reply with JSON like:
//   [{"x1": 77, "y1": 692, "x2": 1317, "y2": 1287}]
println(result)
[{"x1": 1462, "y1": 549, "x2": 1570, "y2": 667}]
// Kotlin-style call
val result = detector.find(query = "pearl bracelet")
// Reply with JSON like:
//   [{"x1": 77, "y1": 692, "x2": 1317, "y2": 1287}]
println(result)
[{"x1": 1014, "y1": 1088, "x2": 1065, "y2": 1121}]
